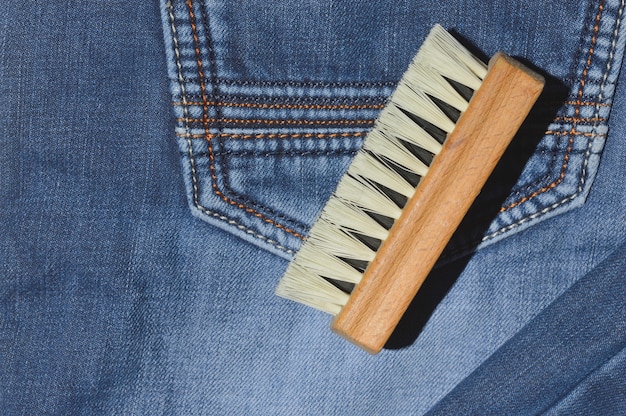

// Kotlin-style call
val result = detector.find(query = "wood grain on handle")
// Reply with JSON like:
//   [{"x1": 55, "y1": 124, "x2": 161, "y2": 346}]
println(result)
[{"x1": 330, "y1": 52, "x2": 545, "y2": 354}]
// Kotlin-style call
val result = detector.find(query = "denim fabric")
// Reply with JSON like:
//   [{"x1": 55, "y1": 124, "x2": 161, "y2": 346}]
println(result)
[
  {"x1": 164, "y1": 0, "x2": 625, "y2": 260},
  {"x1": 1, "y1": 0, "x2": 625, "y2": 415},
  {"x1": 424, "y1": 239, "x2": 626, "y2": 415}
]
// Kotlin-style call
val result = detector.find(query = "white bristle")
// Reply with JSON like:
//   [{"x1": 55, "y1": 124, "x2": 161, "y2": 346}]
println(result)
[
  {"x1": 348, "y1": 152, "x2": 415, "y2": 198},
  {"x1": 392, "y1": 80, "x2": 457, "y2": 133},
  {"x1": 294, "y1": 243, "x2": 363, "y2": 284},
  {"x1": 403, "y1": 62, "x2": 469, "y2": 112},
  {"x1": 418, "y1": 24, "x2": 487, "y2": 90},
  {"x1": 308, "y1": 219, "x2": 376, "y2": 262},
  {"x1": 335, "y1": 175, "x2": 402, "y2": 219},
  {"x1": 378, "y1": 104, "x2": 443, "y2": 154},
  {"x1": 321, "y1": 198, "x2": 389, "y2": 241},
  {"x1": 276, "y1": 263, "x2": 350, "y2": 315},
  {"x1": 276, "y1": 24, "x2": 488, "y2": 315},
  {"x1": 363, "y1": 131, "x2": 429, "y2": 177}
]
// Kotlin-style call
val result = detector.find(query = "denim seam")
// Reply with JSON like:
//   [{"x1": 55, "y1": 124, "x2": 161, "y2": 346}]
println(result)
[
  {"x1": 212, "y1": 134, "x2": 361, "y2": 231},
  {"x1": 175, "y1": 77, "x2": 397, "y2": 88},
  {"x1": 167, "y1": 0, "x2": 295, "y2": 254},
  {"x1": 174, "y1": 100, "x2": 385, "y2": 110},
  {"x1": 217, "y1": 148, "x2": 355, "y2": 231},
  {"x1": 175, "y1": 95, "x2": 388, "y2": 106},
  {"x1": 177, "y1": 127, "x2": 367, "y2": 229},
  {"x1": 552, "y1": 116, "x2": 606, "y2": 123},
  {"x1": 502, "y1": 130, "x2": 579, "y2": 206},
  {"x1": 482, "y1": 0, "x2": 623, "y2": 243},
  {"x1": 176, "y1": 131, "x2": 369, "y2": 140},
  {"x1": 167, "y1": 0, "x2": 622, "y2": 256},
  {"x1": 498, "y1": 0, "x2": 606, "y2": 213},
  {"x1": 503, "y1": 100, "x2": 608, "y2": 197},
  {"x1": 194, "y1": 0, "x2": 271, "y2": 234},
  {"x1": 511, "y1": 131, "x2": 606, "y2": 195},
  {"x1": 184, "y1": 0, "x2": 308, "y2": 241},
  {"x1": 176, "y1": 117, "x2": 376, "y2": 127},
  {"x1": 543, "y1": 130, "x2": 606, "y2": 138},
  {"x1": 166, "y1": 3, "x2": 197, "y2": 203},
  {"x1": 507, "y1": 126, "x2": 606, "y2": 198},
  {"x1": 598, "y1": 0, "x2": 623, "y2": 107},
  {"x1": 210, "y1": 150, "x2": 358, "y2": 158},
  {"x1": 565, "y1": 100, "x2": 610, "y2": 107}
]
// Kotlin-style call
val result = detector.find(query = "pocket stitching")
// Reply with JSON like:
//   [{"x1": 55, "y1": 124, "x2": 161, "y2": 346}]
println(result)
[
  {"x1": 498, "y1": 0, "x2": 606, "y2": 214},
  {"x1": 184, "y1": 0, "x2": 310, "y2": 241},
  {"x1": 173, "y1": 98, "x2": 386, "y2": 111},
  {"x1": 179, "y1": 0, "x2": 382, "y2": 246},
  {"x1": 167, "y1": 0, "x2": 622, "y2": 256},
  {"x1": 167, "y1": 0, "x2": 299, "y2": 254},
  {"x1": 219, "y1": 148, "x2": 358, "y2": 231},
  {"x1": 483, "y1": 0, "x2": 622, "y2": 243}
]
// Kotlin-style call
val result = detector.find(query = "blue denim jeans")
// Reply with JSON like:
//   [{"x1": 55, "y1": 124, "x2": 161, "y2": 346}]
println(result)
[{"x1": 1, "y1": 0, "x2": 625, "y2": 414}]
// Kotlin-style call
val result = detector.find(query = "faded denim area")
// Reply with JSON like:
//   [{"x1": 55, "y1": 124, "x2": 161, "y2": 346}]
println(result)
[
  {"x1": 1, "y1": 0, "x2": 625, "y2": 415},
  {"x1": 164, "y1": 0, "x2": 625, "y2": 259}
]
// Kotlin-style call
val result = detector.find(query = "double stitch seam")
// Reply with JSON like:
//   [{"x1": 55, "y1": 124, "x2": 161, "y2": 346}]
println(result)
[
  {"x1": 552, "y1": 116, "x2": 606, "y2": 123},
  {"x1": 499, "y1": 0, "x2": 606, "y2": 213},
  {"x1": 173, "y1": 100, "x2": 385, "y2": 110},
  {"x1": 176, "y1": 77, "x2": 397, "y2": 88},
  {"x1": 506, "y1": 130, "x2": 571, "y2": 200},
  {"x1": 566, "y1": 100, "x2": 611, "y2": 106},
  {"x1": 204, "y1": 5, "x2": 352, "y2": 235},
  {"x1": 176, "y1": 93, "x2": 387, "y2": 104},
  {"x1": 167, "y1": 3, "x2": 197, "y2": 203},
  {"x1": 167, "y1": 0, "x2": 294, "y2": 254},
  {"x1": 176, "y1": 131, "x2": 369, "y2": 140},
  {"x1": 483, "y1": 0, "x2": 623, "y2": 243},
  {"x1": 195, "y1": 1, "x2": 366, "y2": 235},
  {"x1": 176, "y1": 117, "x2": 375, "y2": 127},
  {"x1": 185, "y1": 0, "x2": 307, "y2": 241},
  {"x1": 210, "y1": 149, "x2": 359, "y2": 158},
  {"x1": 543, "y1": 130, "x2": 606, "y2": 137},
  {"x1": 175, "y1": 128, "x2": 604, "y2": 142}
]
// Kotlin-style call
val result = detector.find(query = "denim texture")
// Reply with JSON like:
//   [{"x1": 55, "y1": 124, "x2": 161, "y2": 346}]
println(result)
[
  {"x1": 1, "y1": 0, "x2": 625, "y2": 415},
  {"x1": 425, "y1": 239, "x2": 626, "y2": 415},
  {"x1": 165, "y1": 0, "x2": 625, "y2": 260}
]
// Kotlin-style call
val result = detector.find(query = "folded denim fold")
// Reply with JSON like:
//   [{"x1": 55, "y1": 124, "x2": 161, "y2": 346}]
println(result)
[{"x1": 425, "y1": 238, "x2": 626, "y2": 415}]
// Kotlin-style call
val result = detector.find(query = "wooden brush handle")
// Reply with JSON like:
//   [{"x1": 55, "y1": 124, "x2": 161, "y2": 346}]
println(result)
[{"x1": 330, "y1": 52, "x2": 545, "y2": 354}]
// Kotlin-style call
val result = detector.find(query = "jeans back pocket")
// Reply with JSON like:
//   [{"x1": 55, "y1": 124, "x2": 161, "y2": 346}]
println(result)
[{"x1": 161, "y1": 0, "x2": 626, "y2": 260}]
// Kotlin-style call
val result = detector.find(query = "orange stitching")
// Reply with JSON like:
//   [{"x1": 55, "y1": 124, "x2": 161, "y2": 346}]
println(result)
[
  {"x1": 185, "y1": 0, "x2": 305, "y2": 240},
  {"x1": 501, "y1": 0, "x2": 605, "y2": 213},
  {"x1": 176, "y1": 131, "x2": 369, "y2": 140},
  {"x1": 176, "y1": 117, "x2": 375, "y2": 126},
  {"x1": 552, "y1": 116, "x2": 606, "y2": 123},
  {"x1": 576, "y1": 2, "x2": 605, "y2": 122},
  {"x1": 176, "y1": 100, "x2": 608, "y2": 110},
  {"x1": 565, "y1": 100, "x2": 611, "y2": 107},
  {"x1": 180, "y1": 0, "x2": 608, "y2": 224},
  {"x1": 544, "y1": 130, "x2": 607, "y2": 137},
  {"x1": 172, "y1": 100, "x2": 386, "y2": 110}
]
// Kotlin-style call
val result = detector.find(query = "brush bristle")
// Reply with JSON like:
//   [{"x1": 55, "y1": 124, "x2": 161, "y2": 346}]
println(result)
[{"x1": 275, "y1": 24, "x2": 487, "y2": 315}]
